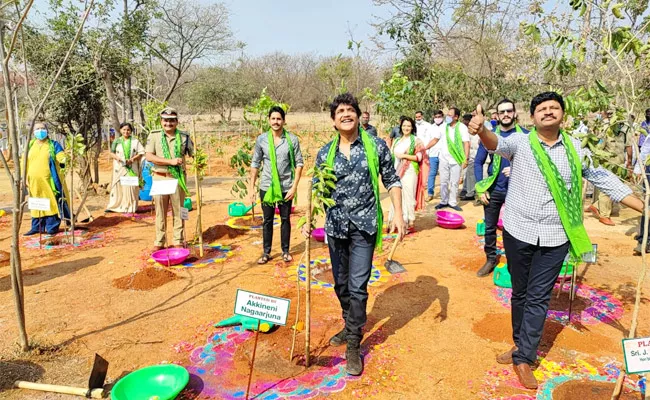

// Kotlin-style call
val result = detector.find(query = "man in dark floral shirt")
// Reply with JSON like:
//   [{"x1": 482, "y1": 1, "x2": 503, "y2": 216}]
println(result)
[{"x1": 304, "y1": 93, "x2": 406, "y2": 376}]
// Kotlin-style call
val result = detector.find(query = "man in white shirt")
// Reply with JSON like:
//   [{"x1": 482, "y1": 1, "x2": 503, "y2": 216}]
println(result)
[
  {"x1": 427, "y1": 107, "x2": 470, "y2": 211},
  {"x1": 425, "y1": 110, "x2": 446, "y2": 201}
]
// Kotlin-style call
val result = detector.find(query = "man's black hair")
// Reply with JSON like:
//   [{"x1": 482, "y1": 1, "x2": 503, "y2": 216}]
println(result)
[
  {"x1": 450, "y1": 107, "x2": 461, "y2": 118},
  {"x1": 329, "y1": 93, "x2": 362, "y2": 119},
  {"x1": 530, "y1": 92, "x2": 565, "y2": 115},
  {"x1": 268, "y1": 105, "x2": 286, "y2": 119}
]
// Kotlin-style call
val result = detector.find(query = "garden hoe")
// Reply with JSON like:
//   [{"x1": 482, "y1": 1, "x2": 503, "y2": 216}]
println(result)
[
  {"x1": 15, "y1": 353, "x2": 108, "y2": 398},
  {"x1": 384, "y1": 234, "x2": 406, "y2": 274}
]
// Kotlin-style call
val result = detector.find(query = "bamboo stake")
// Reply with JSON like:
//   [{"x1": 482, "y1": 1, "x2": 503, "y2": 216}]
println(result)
[
  {"x1": 304, "y1": 181, "x2": 313, "y2": 368},
  {"x1": 289, "y1": 249, "x2": 306, "y2": 362},
  {"x1": 191, "y1": 119, "x2": 203, "y2": 257},
  {"x1": 612, "y1": 171, "x2": 650, "y2": 399},
  {"x1": 245, "y1": 319, "x2": 261, "y2": 400},
  {"x1": 70, "y1": 138, "x2": 75, "y2": 245}
]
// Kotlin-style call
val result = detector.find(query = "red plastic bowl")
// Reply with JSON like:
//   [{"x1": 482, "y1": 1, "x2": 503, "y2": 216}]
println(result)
[
  {"x1": 275, "y1": 206, "x2": 296, "y2": 215},
  {"x1": 437, "y1": 219, "x2": 464, "y2": 229},
  {"x1": 151, "y1": 248, "x2": 190, "y2": 266},
  {"x1": 312, "y1": 228, "x2": 326, "y2": 242},
  {"x1": 436, "y1": 211, "x2": 465, "y2": 224}
]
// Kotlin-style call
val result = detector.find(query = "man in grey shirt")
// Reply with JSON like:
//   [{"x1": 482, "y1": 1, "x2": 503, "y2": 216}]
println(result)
[
  {"x1": 249, "y1": 106, "x2": 304, "y2": 264},
  {"x1": 468, "y1": 92, "x2": 643, "y2": 390}
]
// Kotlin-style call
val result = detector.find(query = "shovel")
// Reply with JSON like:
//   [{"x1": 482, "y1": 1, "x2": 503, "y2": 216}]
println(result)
[
  {"x1": 384, "y1": 233, "x2": 406, "y2": 274},
  {"x1": 15, "y1": 353, "x2": 108, "y2": 398}
]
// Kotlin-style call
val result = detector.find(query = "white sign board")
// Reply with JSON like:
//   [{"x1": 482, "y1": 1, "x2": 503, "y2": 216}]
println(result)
[
  {"x1": 120, "y1": 176, "x2": 139, "y2": 187},
  {"x1": 234, "y1": 289, "x2": 290, "y2": 326},
  {"x1": 622, "y1": 337, "x2": 650, "y2": 374},
  {"x1": 180, "y1": 207, "x2": 189, "y2": 220},
  {"x1": 28, "y1": 197, "x2": 50, "y2": 212},
  {"x1": 149, "y1": 179, "x2": 178, "y2": 196}
]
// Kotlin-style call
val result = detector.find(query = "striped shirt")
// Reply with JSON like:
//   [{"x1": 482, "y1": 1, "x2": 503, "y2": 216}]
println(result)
[{"x1": 494, "y1": 132, "x2": 632, "y2": 247}]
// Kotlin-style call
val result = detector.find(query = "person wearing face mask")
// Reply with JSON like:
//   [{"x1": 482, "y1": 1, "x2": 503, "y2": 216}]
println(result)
[
  {"x1": 640, "y1": 108, "x2": 650, "y2": 149},
  {"x1": 388, "y1": 116, "x2": 429, "y2": 231},
  {"x1": 474, "y1": 99, "x2": 529, "y2": 277},
  {"x1": 459, "y1": 113, "x2": 480, "y2": 200},
  {"x1": 145, "y1": 107, "x2": 195, "y2": 251},
  {"x1": 249, "y1": 106, "x2": 304, "y2": 264},
  {"x1": 426, "y1": 107, "x2": 470, "y2": 211},
  {"x1": 24, "y1": 123, "x2": 71, "y2": 236},
  {"x1": 360, "y1": 111, "x2": 378, "y2": 137},
  {"x1": 424, "y1": 110, "x2": 445, "y2": 201},
  {"x1": 106, "y1": 122, "x2": 145, "y2": 213}
]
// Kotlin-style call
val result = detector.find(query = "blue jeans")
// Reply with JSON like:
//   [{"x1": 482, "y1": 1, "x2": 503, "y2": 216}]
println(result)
[
  {"x1": 427, "y1": 156, "x2": 439, "y2": 196},
  {"x1": 327, "y1": 222, "x2": 377, "y2": 343}
]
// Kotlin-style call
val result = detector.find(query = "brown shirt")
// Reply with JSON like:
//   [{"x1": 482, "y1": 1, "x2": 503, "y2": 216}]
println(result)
[
  {"x1": 145, "y1": 130, "x2": 194, "y2": 174},
  {"x1": 603, "y1": 127, "x2": 632, "y2": 165}
]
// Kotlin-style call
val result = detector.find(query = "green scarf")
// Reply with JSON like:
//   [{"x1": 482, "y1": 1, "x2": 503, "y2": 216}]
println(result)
[
  {"x1": 529, "y1": 129, "x2": 592, "y2": 260},
  {"x1": 475, "y1": 125, "x2": 524, "y2": 195},
  {"x1": 391, "y1": 135, "x2": 419, "y2": 174},
  {"x1": 445, "y1": 123, "x2": 466, "y2": 165},
  {"x1": 119, "y1": 137, "x2": 136, "y2": 177},
  {"x1": 160, "y1": 129, "x2": 189, "y2": 195},
  {"x1": 29, "y1": 138, "x2": 58, "y2": 195},
  {"x1": 326, "y1": 127, "x2": 383, "y2": 250},
  {"x1": 262, "y1": 129, "x2": 296, "y2": 205}
]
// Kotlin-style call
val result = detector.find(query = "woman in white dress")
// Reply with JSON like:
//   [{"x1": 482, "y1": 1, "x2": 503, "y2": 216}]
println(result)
[
  {"x1": 105, "y1": 123, "x2": 145, "y2": 213},
  {"x1": 389, "y1": 116, "x2": 429, "y2": 231}
]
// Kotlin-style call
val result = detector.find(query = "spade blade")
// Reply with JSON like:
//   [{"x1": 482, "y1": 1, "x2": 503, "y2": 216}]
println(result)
[
  {"x1": 384, "y1": 259, "x2": 406, "y2": 274},
  {"x1": 88, "y1": 354, "x2": 108, "y2": 389}
]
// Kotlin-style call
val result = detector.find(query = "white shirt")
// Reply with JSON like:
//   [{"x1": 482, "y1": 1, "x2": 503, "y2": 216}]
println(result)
[
  {"x1": 469, "y1": 133, "x2": 480, "y2": 161},
  {"x1": 432, "y1": 122, "x2": 470, "y2": 165},
  {"x1": 427, "y1": 122, "x2": 447, "y2": 158}
]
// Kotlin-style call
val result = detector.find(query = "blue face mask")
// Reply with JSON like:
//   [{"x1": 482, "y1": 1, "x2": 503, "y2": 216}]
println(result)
[
  {"x1": 445, "y1": 116, "x2": 453, "y2": 124},
  {"x1": 34, "y1": 129, "x2": 48, "y2": 140},
  {"x1": 490, "y1": 120, "x2": 498, "y2": 128}
]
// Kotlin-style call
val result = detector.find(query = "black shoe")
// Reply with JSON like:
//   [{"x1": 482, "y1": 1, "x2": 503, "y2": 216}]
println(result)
[
  {"x1": 345, "y1": 342, "x2": 363, "y2": 375},
  {"x1": 329, "y1": 328, "x2": 347, "y2": 346},
  {"x1": 477, "y1": 260, "x2": 497, "y2": 277},
  {"x1": 435, "y1": 203, "x2": 448, "y2": 210},
  {"x1": 450, "y1": 205, "x2": 463, "y2": 212},
  {"x1": 460, "y1": 195, "x2": 475, "y2": 201},
  {"x1": 23, "y1": 230, "x2": 39, "y2": 236}
]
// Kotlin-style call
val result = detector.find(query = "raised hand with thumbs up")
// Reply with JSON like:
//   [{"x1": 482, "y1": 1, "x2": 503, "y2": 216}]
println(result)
[{"x1": 468, "y1": 104, "x2": 499, "y2": 151}]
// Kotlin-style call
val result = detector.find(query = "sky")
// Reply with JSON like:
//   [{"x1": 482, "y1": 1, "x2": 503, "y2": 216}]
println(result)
[{"x1": 222, "y1": 0, "x2": 393, "y2": 56}]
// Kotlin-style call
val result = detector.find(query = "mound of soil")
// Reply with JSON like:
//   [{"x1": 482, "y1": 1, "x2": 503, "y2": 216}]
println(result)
[
  {"x1": 113, "y1": 267, "x2": 178, "y2": 291},
  {"x1": 552, "y1": 380, "x2": 638, "y2": 400},
  {"x1": 311, "y1": 260, "x2": 335, "y2": 285},
  {"x1": 202, "y1": 225, "x2": 246, "y2": 242},
  {"x1": 549, "y1": 290, "x2": 590, "y2": 315},
  {"x1": 40, "y1": 232, "x2": 90, "y2": 246}
]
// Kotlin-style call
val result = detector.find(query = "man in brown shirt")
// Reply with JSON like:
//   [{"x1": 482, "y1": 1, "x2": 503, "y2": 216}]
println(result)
[{"x1": 145, "y1": 107, "x2": 194, "y2": 249}]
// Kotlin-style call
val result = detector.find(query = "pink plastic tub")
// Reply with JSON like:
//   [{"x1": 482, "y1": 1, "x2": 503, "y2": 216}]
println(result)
[
  {"x1": 436, "y1": 211, "x2": 465, "y2": 224},
  {"x1": 275, "y1": 206, "x2": 296, "y2": 215},
  {"x1": 151, "y1": 248, "x2": 190, "y2": 266},
  {"x1": 497, "y1": 218, "x2": 504, "y2": 230},
  {"x1": 312, "y1": 228, "x2": 326, "y2": 242},
  {"x1": 437, "y1": 219, "x2": 464, "y2": 229}
]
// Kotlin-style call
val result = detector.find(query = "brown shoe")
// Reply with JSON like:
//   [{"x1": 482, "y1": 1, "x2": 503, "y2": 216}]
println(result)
[
  {"x1": 496, "y1": 346, "x2": 517, "y2": 364},
  {"x1": 426, "y1": 195, "x2": 433, "y2": 202},
  {"x1": 599, "y1": 217, "x2": 615, "y2": 226},
  {"x1": 513, "y1": 363, "x2": 538, "y2": 390},
  {"x1": 587, "y1": 204, "x2": 601, "y2": 218}
]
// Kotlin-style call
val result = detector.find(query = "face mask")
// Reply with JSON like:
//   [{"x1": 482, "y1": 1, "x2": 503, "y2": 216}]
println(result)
[
  {"x1": 445, "y1": 116, "x2": 453, "y2": 124},
  {"x1": 34, "y1": 129, "x2": 48, "y2": 140},
  {"x1": 434, "y1": 117, "x2": 444, "y2": 125},
  {"x1": 416, "y1": 119, "x2": 423, "y2": 125},
  {"x1": 490, "y1": 120, "x2": 498, "y2": 128}
]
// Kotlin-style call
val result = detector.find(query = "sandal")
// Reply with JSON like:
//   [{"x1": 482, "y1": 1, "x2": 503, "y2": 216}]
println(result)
[
  {"x1": 282, "y1": 252, "x2": 293, "y2": 262},
  {"x1": 257, "y1": 254, "x2": 270, "y2": 264}
]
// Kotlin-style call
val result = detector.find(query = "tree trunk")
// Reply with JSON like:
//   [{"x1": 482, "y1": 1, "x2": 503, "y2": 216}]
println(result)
[
  {"x1": 96, "y1": 60, "x2": 121, "y2": 132},
  {"x1": 94, "y1": 115, "x2": 102, "y2": 183},
  {"x1": 163, "y1": 69, "x2": 182, "y2": 103},
  {"x1": 0, "y1": 21, "x2": 29, "y2": 351}
]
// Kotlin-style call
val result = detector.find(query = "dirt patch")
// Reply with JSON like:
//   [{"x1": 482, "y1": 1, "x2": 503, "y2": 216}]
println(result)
[
  {"x1": 40, "y1": 232, "x2": 90, "y2": 246},
  {"x1": 472, "y1": 313, "x2": 512, "y2": 343},
  {"x1": 86, "y1": 215, "x2": 132, "y2": 229},
  {"x1": 0, "y1": 360, "x2": 45, "y2": 391},
  {"x1": 312, "y1": 259, "x2": 335, "y2": 285},
  {"x1": 235, "y1": 216, "x2": 264, "y2": 227},
  {"x1": 0, "y1": 250, "x2": 9, "y2": 266},
  {"x1": 552, "y1": 380, "x2": 638, "y2": 400},
  {"x1": 202, "y1": 224, "x2": 246, "y2": 242},
  {"x1": 112, "y1": 267, "x2": 179, "y2": 291},
  {"x1": 549, "y1": 290, "x2": 590, "y2": 316}
]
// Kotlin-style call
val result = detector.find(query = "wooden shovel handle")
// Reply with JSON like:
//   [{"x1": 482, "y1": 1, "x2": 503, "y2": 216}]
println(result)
[
  {"x1": 14, "y1": 381, "x2": 104, "y2": 398},
  {"x1": 387, "y1": 233, "x2": 401, "y2": 261}
]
